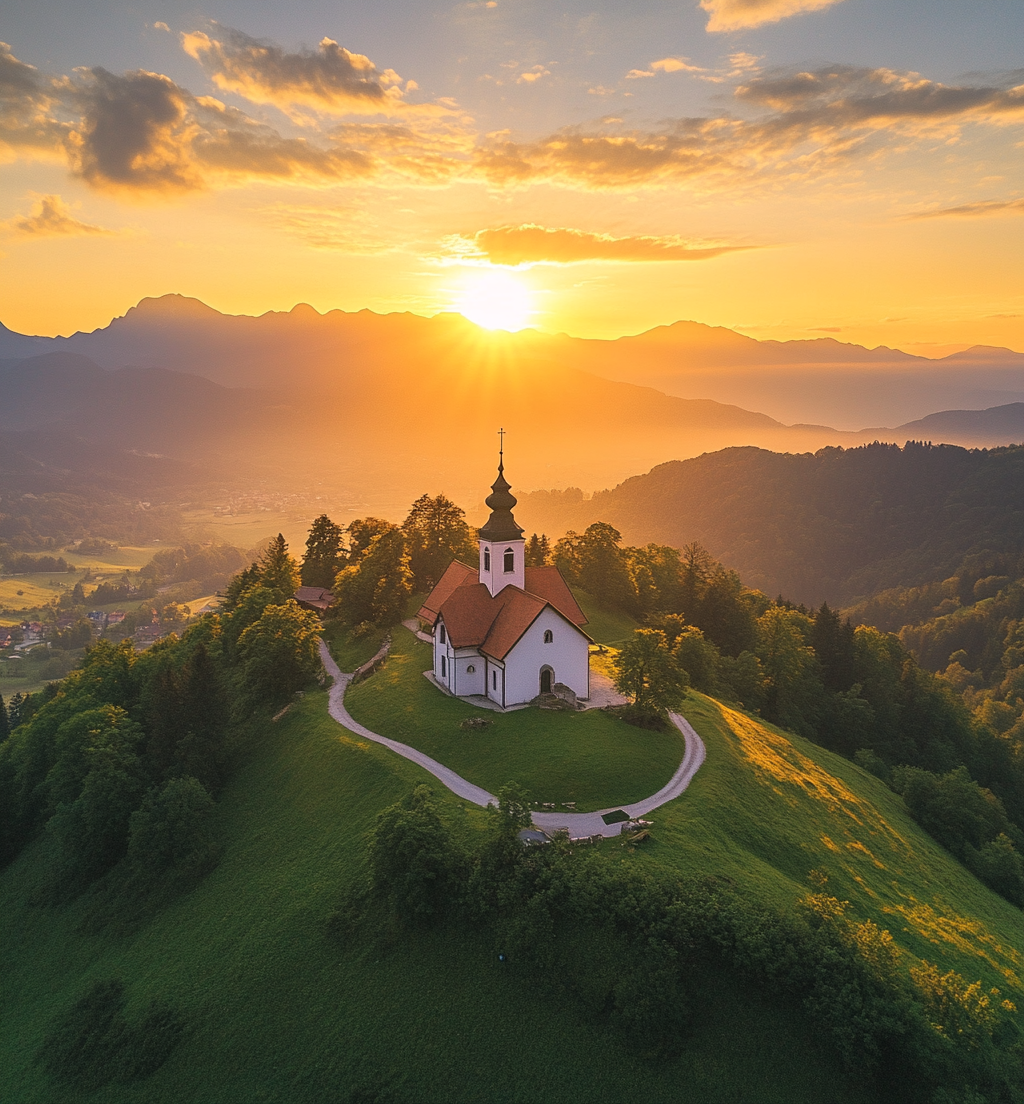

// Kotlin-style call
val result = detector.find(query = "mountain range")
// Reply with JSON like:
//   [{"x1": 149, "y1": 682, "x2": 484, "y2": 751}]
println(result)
[{"x1": 3, "y1": 295, "x2": 1022, "y2": 429}]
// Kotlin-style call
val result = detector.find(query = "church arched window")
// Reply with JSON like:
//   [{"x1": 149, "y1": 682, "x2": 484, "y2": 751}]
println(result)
[
  {"x1": 467, "y1": 664, "x2": 475, "y2": 673},
  {"x1": 441, "y1": 656, "x2": 446, "y2": 677},
  {"x1": 503, "y1": 548, "x2": 515, "y2": 573},
  {"x1": 543, "y1": 629, "x2": 553, "y2": 644},
  {"x1": 440, "y1": 624, "x2": 446, "y2": 644},
  {"x1": 483, "y1": 548, "x2": 490, "y2": 571}
]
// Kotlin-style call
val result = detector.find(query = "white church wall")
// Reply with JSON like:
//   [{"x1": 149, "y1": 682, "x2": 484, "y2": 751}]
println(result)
[
  {"x1": 503, "y1": 606, "x2": 589, "y2": 705},
  {"x1": 485, "y1": 659, "x2": 505, "y2": 705},
  {"x1": 433, "y1": 618, "x2": 454, "y2": 692},
  {"x1": 453, "y1": 649, "x2": 485, "y2": 697},
  {"x1": 479, "y1": 537, "x2": 525, "y2": 596}
]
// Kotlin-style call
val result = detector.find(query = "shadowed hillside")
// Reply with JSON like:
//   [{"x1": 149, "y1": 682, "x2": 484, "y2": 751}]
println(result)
[{"x1": 515, "y1": 443, "x2": 1024, "y2": 607}]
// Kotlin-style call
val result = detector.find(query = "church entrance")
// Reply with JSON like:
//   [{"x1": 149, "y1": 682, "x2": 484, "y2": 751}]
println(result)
[{"x1": 540, "y1": 667, "x2": 553, "y2": 694}]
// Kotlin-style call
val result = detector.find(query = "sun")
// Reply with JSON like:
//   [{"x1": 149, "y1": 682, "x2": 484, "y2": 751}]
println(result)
[{"x1": 454, "y1": 267, "x2": 532, "y2": 331}]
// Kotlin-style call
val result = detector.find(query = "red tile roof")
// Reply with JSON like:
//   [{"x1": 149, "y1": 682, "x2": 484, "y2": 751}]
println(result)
[
  {"x1": 417, "y1": 560, "x2": 476, "y2": 627},
  {"x1": 294, "y1": 586, "x2": 334, "y2": 611},
  {"x1": 524, "y1": 566, "x2": 587, "y2": 627},
  {"x1": 419, "y1": 559, "x2": 591, "y2": 661}
]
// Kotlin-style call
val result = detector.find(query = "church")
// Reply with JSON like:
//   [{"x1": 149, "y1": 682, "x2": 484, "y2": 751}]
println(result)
[{"x1": 417, "y1": 448, "x2": 592, "y2": 709}]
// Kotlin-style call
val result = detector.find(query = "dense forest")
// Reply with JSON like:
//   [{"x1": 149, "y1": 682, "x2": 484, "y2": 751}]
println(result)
[{"x1": 516, "y1": 442, "x2": 1024, "y2": 607}]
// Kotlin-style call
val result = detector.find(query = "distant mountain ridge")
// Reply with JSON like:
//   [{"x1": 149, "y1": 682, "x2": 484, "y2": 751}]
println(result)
[
  {"x1": 2, "y1": 295, "x2": 1021, "y2": 428},
  {"x1": 1, "y1": 305, "x2": 1023, "y2": 515}
]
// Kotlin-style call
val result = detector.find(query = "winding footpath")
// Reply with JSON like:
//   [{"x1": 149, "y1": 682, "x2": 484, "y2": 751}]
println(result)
[{"x1": 319, "y1": 640, "x2": 706, "y2": 838}]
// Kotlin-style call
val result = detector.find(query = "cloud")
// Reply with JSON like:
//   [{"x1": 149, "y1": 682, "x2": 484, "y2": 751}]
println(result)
[
  {"x1": 518, "y1": 66, "x2": 550, "y2": 84},
  {"x1": 55, "y1": 66, "x2": 377, "y2": 193},
  {"x1": 0, "y1": 41, "x2": 66, "y2": 154},
  {"x1": 700, "y1": 0, "x2": 847, "y2": 33},
  {"x1": 904, "y1": 197, "x2": 1024, "y2": 220},
  {"x1": 3, "y1": 193, "x2": 112, "y2": 235},
  {"x1": 475, "y1": 66, "x2": 1024, "y2": 190},
  {"x1": 182, "y1": 27, "x2": 439, "y2": 118},
  {"x1": 459, "y1": 224, "x2": 751, "y2": 264},
  {"x1": 627, "y1": 57, "x2": 704, "y2": 80}
]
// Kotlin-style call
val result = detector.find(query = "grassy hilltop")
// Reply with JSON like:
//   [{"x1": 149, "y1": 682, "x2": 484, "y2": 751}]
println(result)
[{"x1": 1, "y1": 632, "x2": 1021, "y2": 1103}]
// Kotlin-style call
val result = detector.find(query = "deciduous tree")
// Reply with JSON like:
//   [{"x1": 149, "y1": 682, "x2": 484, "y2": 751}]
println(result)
[
  {"x1": 401, "y1": 494, "x2": 476, "y2": 591},
  {"x1": 614, "y1": 628, "x2": 689, "y2": 717}
]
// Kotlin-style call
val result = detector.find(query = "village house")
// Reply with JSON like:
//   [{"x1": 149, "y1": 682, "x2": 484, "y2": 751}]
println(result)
[{"x1": 418, "y1": 446, "x2": 591, "y2": 709}]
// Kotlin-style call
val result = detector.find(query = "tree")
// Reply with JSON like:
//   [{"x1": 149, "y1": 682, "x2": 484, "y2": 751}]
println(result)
[
  {"x1": 401, "y1": 494, "x2": 476, "y2": 591},
  {"x1": 756, "y1": 605, "x2": 818, "y2": 730},
  {"x1": 614, "y1": 629, "x2": 689, "y2": 717},
  {"x1": 346, "y1": 517, "x2": 396, "y2": 562},
  {"x1": 525, "y1": 534, "x2": 550, "y2": 567},
  {"x1": 236, "y1": 600, "x2": 324, "y2": 704},
  {"x1": 127, "y1": 775, "x2": 219, "y2": 887},
  {"x1": 811, "y1": 603, "x2": 856, "y2": 692},
  {"x1": 333, "y1": 527, "x2": 412, "y2": 627},
  {"x1": 301, "y1": 515, "x2": 346, "y2": 589},
  {"x1": 256, "y1": 534, "x2": 299, "y2": 604},
  {"x1": 368, "y1": 785, "x2": 461, "y2": 924},
  {"x1": 0, "y1": 694, "x2": 8, "y2": 743}
]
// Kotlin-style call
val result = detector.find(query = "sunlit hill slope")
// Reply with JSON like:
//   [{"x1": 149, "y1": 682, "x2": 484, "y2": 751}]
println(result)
[{"x1": 1, "y1": 634, "x2": 1020, "y2": 1103}]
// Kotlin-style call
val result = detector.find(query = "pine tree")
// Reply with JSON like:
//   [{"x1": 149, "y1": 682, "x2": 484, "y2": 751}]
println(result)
[
  {"x1": 301, "y1": 515, "x2": 346, "y2": 589},
  {"x1": 256, "y1": 534, "x2": 300, "y2": 604},
  {"x1": 525, "y1": 533, "x2": 551, "y2": 567},
  {"x1": 810, "y1": 602, "x2": 856, "y2": 692}
]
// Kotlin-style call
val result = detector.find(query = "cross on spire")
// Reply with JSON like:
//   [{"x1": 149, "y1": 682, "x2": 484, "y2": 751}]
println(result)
[{"x1": 498, "y1": 426, "x2": 505, "y2": 471}]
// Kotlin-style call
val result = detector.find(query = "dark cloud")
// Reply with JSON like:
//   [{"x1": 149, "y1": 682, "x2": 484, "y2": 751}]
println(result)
[
  {"x1": 904, "y1": 197, "x2": 1024, "y2": 220},
  {"x1": 61, "y1": 67, "x2": 372, "y2": 192},
  {"x1": 182, "y1": 27, "x2": 434, "y2": 117},
  {"x1": 466, "y1": 224, "x2": 749, "y2": 264},
  {"x1": 4, "y1": 193, "x2": 112, "y2": 236}
]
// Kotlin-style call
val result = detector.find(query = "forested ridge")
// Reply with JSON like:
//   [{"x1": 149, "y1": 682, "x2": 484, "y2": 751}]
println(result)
[{"x1": 517, "y1": 442, "x2": 1024, "y2": 607}]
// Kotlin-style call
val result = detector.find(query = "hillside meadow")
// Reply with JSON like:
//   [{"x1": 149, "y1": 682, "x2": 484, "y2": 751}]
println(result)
[{"x1": 2, "y1": 687, "x2": 878, "y2": 1104}]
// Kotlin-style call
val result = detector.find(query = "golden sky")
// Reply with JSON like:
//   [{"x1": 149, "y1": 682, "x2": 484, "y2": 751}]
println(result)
[{"x1": 1, "y1": 0, "x2": 1022, "y2": 353}]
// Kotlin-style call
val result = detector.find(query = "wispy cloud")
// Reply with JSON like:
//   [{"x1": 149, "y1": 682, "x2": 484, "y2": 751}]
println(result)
[
  {"x1": 700, "y1": 0, "x2": 847, "y2": 33},
  {"x1": 627, "y1": 57, "x2": 706, "y2": 80},
  {"x1": 2, "y1": 193, "x2": 113, "y2": 236},
  {"x1": 454, "y1": 224, "x2": 752, "y2": 264},
  {"x1": 904, "y1": 197, "x2": 1024, "y2": 220},
  {"x1": 475, "y1": 66, "x2": 1024, "y2": 190},
  {"x1": 181, "y1": 27, "x2": 443, "y2": 119}
]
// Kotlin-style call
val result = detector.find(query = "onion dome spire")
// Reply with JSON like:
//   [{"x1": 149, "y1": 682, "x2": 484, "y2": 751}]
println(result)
[{"x1": 478, "y1": 428, "x2": 525, "y2": 542}]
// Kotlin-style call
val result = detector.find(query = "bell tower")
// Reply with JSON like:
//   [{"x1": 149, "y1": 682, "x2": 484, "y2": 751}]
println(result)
[{"x1": 478, "y1": 428, "x2": 525, "y2": 596}]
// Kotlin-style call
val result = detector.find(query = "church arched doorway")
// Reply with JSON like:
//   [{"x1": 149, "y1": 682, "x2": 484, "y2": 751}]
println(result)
[{"x1": 540, "y1": 667, "x2": 553, "y2": 694}]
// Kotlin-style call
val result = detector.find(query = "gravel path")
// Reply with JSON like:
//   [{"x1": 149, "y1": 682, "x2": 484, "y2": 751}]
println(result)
[{"x1": 319, "y1": 640, "x2": 706, "y2": 837}]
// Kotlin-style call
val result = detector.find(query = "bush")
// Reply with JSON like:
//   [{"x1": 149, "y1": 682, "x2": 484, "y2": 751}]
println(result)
[{"x1": 38, "y1": 978, "x2": 185, "y2": 1089}]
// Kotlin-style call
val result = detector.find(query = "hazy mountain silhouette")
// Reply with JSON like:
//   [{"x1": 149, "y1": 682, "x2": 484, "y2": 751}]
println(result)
[
  {"x1": 3, "y1": 296, "x2": 1020, "y2": 430},
  {"x1": 2, "y1": 300, "x2": 1024, "y2": 511}
]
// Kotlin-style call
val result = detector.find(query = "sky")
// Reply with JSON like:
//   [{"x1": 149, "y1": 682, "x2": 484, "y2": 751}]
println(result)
[{"x1": 0, "y1": 0, "x2": 1021, "y2": 353}]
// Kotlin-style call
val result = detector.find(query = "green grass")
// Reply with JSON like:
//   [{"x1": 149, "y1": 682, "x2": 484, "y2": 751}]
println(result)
[
  {"x1": 646, "y1": 694, "x2": 1024, "y2": 998},
  {"x1": 322, "y1": 620, "x2": 390, "y2": 672},
  {"x1": 345, "y1": 627, "x2": 682, "y2": 811},
  {"x1": 0, "y1": 689, "x2": 876, "y2": 1104},
  {"x1": 572, "y1": 588, "x2": 638, "y2": 646}
]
